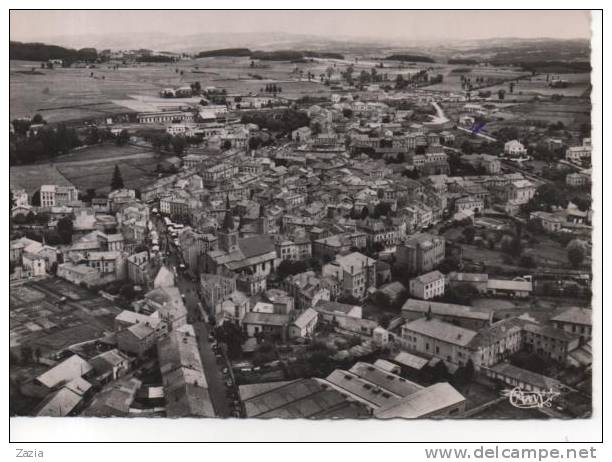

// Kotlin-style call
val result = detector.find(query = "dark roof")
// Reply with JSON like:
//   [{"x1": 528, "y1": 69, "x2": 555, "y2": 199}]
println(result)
[{"x1": 238, "y1": 235, "x2": 275, "y2": 258}]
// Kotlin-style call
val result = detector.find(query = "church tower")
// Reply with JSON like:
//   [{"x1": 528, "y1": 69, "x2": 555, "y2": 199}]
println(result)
[
  {"x1": 218, "y1": 196, "x2": 238, "y2": 253},
  {"x1": 257, "y1": 204, "x2": 269, "y2": 235}
]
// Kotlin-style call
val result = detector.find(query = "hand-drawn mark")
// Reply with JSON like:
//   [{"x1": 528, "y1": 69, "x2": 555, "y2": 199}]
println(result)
[
  {"x1": 470, "y1": 121, "x2": 486, "y2": 134},
  {"x1": 501, "y1": 387, "x2": 561, "y2": 409}
]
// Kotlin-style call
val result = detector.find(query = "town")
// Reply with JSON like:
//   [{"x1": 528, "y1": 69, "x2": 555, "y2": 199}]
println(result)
[{"x1": 10, "y1": 35, "x2": 593, "y2": 420}]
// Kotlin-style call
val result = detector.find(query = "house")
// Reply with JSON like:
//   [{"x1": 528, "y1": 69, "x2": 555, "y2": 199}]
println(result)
[
  {"x1": 289, "y1": 308, "x2": 319, "y2": 339},
  {"x1": 282, "y1": 271, "x2": 331, "y2": 310},
  {"x1": 89, "y1": 349, "x2": 132, "y2": 383},
  {"x1": 314, "y1": 300, "x2": 362, "y2": 321},
  {"x1": 322, "y1": 252, "x2": 376, "y2": 300},
  {"x1": 372, "y1": 326, "x2": 390, "y2": 346},
  {"x1": 34, "y1": 378, "x2": 92, "y2": 417},
  {"x1": 56, "y1": 262, "x2": 101, "y2": 287},
  {"x1": 565, "y1": 139, "x2": 591, "y2": 163},
  {"x1": 157, "y1": 325, "x2": 215, "y2": 417},
  {"x1": 551, "y1": 307, "x2": 592, "y2": 342},
  {"x1": 242, "y1": 312, "x2": 289, "y2": 341},
  {"x1": 504, "y1": 140, "x2": 527, "y2": 157},
  {"x1": 81, "y1": 376, "x2": 142, "y2": 417},
  {"x1": 39, "y1": 184, "x2": 79, "y2": 207},
  {"x1": 505, "y1": 179, "x2": 535, "y2": 205},
  {"x1": 116, "y1": 323, "x2": 157, "y2": 357},
  {"x1": 566, "y1": 172, "x2": 590, "y2": 187},
  {"x1": 141, "y1": 286, "x2": 188, "y2": 329},
  {"x1": 396, "y1": 233, "x2": 445, "y2": 274},
  {"x1": 455, "y1": 195, "x2": 484, "y2": 214},
  {"x1": 409, "y1": 270, "x2": 445, "y2": 300},
  {"x1": 35, "y1": 355, "x2": 94, "y2": 391},
  {"x1": 530, "y1": 211, "x2": 565, "y2": 232}
]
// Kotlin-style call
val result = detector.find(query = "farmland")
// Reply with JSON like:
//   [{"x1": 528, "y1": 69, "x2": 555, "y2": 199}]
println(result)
[
  {"x1": 10, "y1": 56, "x2": 335, "y2": 122},
  {"x1": 10, "y1": 142, "x2": 161, "y2": 195}
]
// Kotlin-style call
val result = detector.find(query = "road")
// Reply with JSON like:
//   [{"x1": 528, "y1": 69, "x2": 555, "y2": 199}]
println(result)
[{"x1": 156, "y1": 215, "x2": 232, "y2": 417}]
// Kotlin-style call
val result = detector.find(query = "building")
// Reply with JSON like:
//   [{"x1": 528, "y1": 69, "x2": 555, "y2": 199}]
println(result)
[
  {"x1": 462, "y1": 154, "x2": 501, "y2": 174},
  {"x1": 322, "y1": 252, "x2": 376, "y2": 300},
  {"x1": 137, "y1": 111, "x2": 195, "y2": 124},
  {"x1": 522, "y1": 323, "x2": 581, "y2": 363},
  {"x1": 486, "y1": 277, "x2": 533, "y2": 298},
  {"x1": 39, "y1": 184, "x2": 79, "y2": 207},
  {"x1": 239, "y1": 378, "x2": 370, "y2": 419},
  {"x1": 530, "y1": 211, "x2": 565, "y2": 232},
  {"x1": 401, "y1": 299, "x2": 492, "y2": 330},
  {"x1": 485, "y1": 362, "x2": 564, "y2": 393},
  {"x1": 504, "y1": 140, "x2": 527, "y2": 157},
  {"x1": 35, "y1": 355, "x2": 94, "y2": 391},
  {"x1": 157, "y1": 325, "x2": 215, "y2": 417},
  {"x1": 565, "y1": 139, "x2": 592, "y2": 163},
  {"x1": 116, "y1": 323, "x2": 157, "y2": 357},
  {"x1": 455, "y1": 195, "x2": 484, "y2": 214},
  {"x1": 551, "y1": 307, "x2": 592, "y2": 342},
  {"x1": 506, "y1": 179, "x2": 536, "y2": 205},
  {"x1": 566, "y1": 172, "x2": 590, "y2": 187},
  {"x1": 282, "y1": 271, "x2": 331, "y2": 310},
  {"x1": 401, "y1": 317, "x2": 479, "y2": 367},
  {"x1": 314, "y1": 300, "x2": 362, "y2": 322},
  {"x1": 242, "y1": 312, "x2": 289, "y2": 341},
  {"x1": 446, "y1": 272, "x2": 489, "y2": 294},
  {"x1": 288, "y1": 308, "x2": 319, "y2": 339},
  {"x1": 396, "y1": 233, "x2": 445, "y2": 274},
  {"x1": 204, "y1": 210, "x2": 277, "y2": 279},
  {"x1": 409, "y1": 270, "x2": 445, "y2": 300},
  {"x1": 374, "y1": 382, "x2": 466, "y2": 419}
]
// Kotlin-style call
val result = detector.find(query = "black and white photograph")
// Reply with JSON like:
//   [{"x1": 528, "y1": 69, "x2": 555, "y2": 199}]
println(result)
[{"x1": 7, "y1": 7, "x2": 604, "y2": 449}]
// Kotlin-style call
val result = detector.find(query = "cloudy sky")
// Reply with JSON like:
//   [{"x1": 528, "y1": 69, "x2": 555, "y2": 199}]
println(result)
[{"x1": 10, "y1": 10, "x2": 591, "y2": 44}]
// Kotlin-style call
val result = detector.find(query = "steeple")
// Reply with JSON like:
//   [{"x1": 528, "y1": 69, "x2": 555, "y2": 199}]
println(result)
[{"x1": 222, "y1": 195, "x2": 234, "y2": 231}]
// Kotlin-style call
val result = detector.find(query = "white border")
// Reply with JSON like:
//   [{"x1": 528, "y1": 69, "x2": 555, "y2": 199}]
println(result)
[{"x1": 2, "y1": 3, "x2": 606, "y2": 455}]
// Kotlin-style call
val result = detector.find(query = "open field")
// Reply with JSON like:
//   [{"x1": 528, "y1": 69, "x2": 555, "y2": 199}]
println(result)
[
  {"x1": 10, "y1": 57, "x2": 335, "y2": 122},
  {"x1": 9, "y1": 164, "x2": 74, "y2": 196},
  {"x1": 425, "y1": 65, "x2": 529, "y2": 93},
  {"x1": 11, "y1": 142, "x2": 161, "y2": 195}
]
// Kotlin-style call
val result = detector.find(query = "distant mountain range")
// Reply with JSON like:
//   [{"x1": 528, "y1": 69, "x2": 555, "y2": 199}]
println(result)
[{"x1": 9, "y1": 32, "x2": 591, "y2": 65}]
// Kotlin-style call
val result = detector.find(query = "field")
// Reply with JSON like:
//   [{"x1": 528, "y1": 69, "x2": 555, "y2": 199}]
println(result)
[
  {"x1": 10, "y1": 57, "x2": 335, "y2": 122},
  {"x1": 11, "y1": 142, "x2": 161, "y2": 195},
  {"x1": 10, "y1": 278, "x2": 121, "y2": 356},
  {"x1": 425, "y1": 64, "x2": 529, "y2": 93}
]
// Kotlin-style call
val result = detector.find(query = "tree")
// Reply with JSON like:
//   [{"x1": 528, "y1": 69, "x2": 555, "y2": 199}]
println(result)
[
  {"x1": 57, "y1": 216, "x2": 74, "y2": 244},
  {"x1": 171, "y1": 136, "x2": 187, "y2": 156},
  {"x1": 567, "y1": 239, "x2": 587, "y2": 268},
  {"x1": 462, "y1": 226, "x2": 476, "y2": 244},
  {"x1": 115, "y1": 129, "x2": 129, "y2": 146},
  {"x1": 110, "y1": 164, "x2": 124, "y2": 191}
]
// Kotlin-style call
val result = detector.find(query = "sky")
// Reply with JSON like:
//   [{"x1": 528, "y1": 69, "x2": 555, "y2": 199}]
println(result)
[{"x1": 10, "y1": 10, "x2": 592, "y2": 44}]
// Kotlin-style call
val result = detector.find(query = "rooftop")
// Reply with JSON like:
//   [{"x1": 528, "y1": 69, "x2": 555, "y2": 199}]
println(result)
[
  {"x1": 551, "y1": 307, "x2": 592, "y2": 326},
  {"x1": 374, "y1": 382, "x2": 465, "y2": 419},
  {"x1": 402, "y1": 318, "x2": 478, "y2": 348}
]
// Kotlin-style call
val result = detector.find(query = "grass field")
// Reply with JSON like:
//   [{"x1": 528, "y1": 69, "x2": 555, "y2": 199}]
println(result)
[
  {"x1": 10, "y1": 57, "x2": 334, "y2": 122},
  {"x1": 11, "y1": 142, "x2": 161, "y2": 195}
]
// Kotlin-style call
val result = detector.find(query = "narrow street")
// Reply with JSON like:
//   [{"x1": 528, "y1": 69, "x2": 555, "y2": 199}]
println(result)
[{"x1": 157, "y1": 215, "x2": 232, "y2": 417}]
